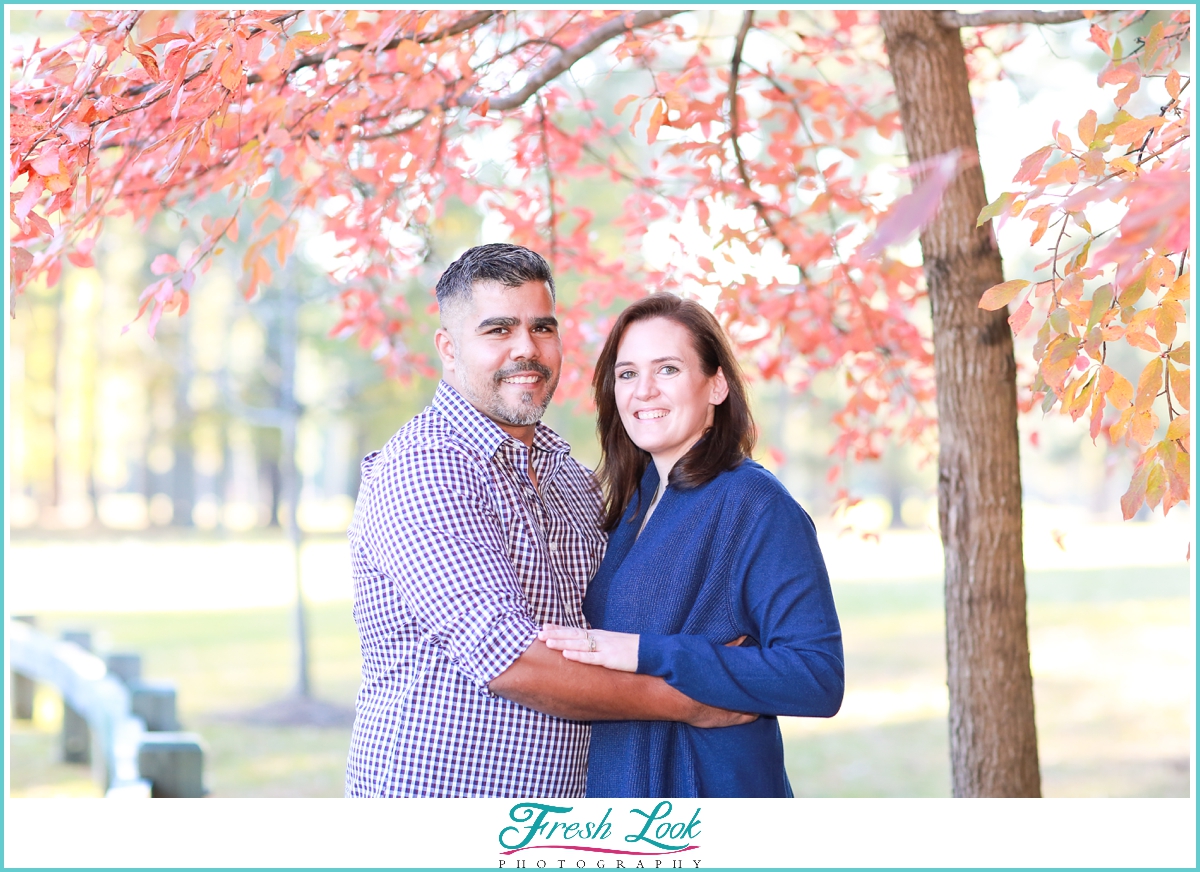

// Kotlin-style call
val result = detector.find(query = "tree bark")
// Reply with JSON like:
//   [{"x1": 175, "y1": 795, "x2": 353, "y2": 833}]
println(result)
[{"x1": 879, "y1": 10, "x2": 1041, "y2": 797}]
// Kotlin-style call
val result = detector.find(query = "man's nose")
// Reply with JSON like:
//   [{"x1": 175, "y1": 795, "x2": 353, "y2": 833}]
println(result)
[{"x1": 509, "y1": 328, "x2": 538, "y2": 359}]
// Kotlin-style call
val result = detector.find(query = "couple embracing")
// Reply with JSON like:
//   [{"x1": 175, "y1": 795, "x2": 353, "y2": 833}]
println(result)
[{"x1": 344, "y1": 244, "x2": 843, "y2": 799}]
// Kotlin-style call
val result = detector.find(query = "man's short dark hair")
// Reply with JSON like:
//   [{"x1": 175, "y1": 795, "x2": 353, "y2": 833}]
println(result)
[{"x1": 435, "y1": 244, "x2": 556, "y2": 324}]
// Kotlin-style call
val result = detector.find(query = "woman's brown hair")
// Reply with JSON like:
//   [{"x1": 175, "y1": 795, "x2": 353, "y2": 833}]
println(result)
[{"x1": 592, "y1": 293, "x2": 757, "y2": 532}]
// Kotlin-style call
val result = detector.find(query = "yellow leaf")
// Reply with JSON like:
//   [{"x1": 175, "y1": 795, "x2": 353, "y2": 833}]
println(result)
[
  {"x1": 976, "y1": 191, "x2": 1013, "y2": 227},
  {"x1": 1144, "y1": 462, "x2": 1167, "y2": 508},
  {"x1": 978, "y1": 279, "x2": 1030, "y2": 311},
  {"x1": 290, "y1": 31, "x2": 330, "y2": 50},
  {"x1": 1164, "y1": 273, "x2": 1190, "y2": 302},
  {"x1": 1166, "y1": 412, "x2": 1190, "y2": 442},
  {"x1": 1167, "y1": 342, "x2": 1190, "y2": 365},
  {"x1": 1109, "y1": 155, "x2": 1138, "y2": 177},
  {"x1": 1168, "y1": 361, "x2": 1190, "y2": 412}
]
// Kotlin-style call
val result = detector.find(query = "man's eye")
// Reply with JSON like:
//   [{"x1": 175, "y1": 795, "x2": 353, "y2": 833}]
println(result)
[{"x1": 488, "y1": 327, "x2": 509, "y2": 335}]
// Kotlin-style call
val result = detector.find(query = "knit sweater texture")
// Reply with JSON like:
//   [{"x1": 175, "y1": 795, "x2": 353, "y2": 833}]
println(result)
[{"x1": 583, "y1": 460, "x2": 844, "y2": 797}]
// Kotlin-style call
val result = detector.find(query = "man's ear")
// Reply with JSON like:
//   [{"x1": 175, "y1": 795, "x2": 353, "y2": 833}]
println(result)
[
  {"x1": 710, "y1": 366, "x2": 730, "y2": 405},
  {"x1": 434, "y1": 327, "x2": 458, "y2": 373}
]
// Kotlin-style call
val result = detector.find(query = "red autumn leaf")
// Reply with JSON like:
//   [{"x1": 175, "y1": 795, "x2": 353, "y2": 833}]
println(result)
[
  {"x1": 150, "y1": 253, "x2": 181, "y2": 275},
  {"x1": 1013, "y1": 145, "x2": 1053, "y2": 184}
]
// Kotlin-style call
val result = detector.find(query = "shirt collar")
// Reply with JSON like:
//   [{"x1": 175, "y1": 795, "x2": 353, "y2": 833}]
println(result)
[{"x1": 432, "y1": 380, "x2": 572, "y2": 461}]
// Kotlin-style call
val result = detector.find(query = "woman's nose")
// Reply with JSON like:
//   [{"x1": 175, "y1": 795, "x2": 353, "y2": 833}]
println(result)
[{"x1": 633, "y1": 375, "x2": 658, "y2": 399}]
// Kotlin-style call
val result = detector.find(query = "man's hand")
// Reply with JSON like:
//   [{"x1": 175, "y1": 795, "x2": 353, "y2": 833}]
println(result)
[{"x1": 686, "y1": 706, "x2": 757, "y2": 728}]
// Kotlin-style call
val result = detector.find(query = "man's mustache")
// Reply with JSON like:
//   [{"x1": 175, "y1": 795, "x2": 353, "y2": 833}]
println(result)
[{"x1": 494, "y1": 362, "x2": 554, "y2": 382}]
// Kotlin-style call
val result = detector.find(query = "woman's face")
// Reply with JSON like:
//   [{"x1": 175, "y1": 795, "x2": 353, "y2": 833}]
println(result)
[{"x1": 612, "y1": 317, "x2": 728, "y2": 475}]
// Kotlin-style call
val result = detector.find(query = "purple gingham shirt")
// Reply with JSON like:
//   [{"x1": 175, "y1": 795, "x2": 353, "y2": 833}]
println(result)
[{"x1": 345, "y1": 381, "x2": 605, "y2": 797}]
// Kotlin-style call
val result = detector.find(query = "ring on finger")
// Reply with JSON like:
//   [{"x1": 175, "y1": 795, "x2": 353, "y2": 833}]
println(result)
[{"x1": 587, "y1": 633, "x2": 597, "y2": 653}]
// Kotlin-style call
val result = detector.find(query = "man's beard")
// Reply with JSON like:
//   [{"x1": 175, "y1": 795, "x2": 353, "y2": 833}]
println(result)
[{"x1": 466, "y1": 361, "x2": 558, "y2": 427}]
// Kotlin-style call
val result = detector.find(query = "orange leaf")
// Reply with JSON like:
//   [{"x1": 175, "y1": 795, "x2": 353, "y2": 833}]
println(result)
[
  {"x1": 1145, "y1": 255, "x2": 1175, "y2": 294},
  {"x1": 1130, "y1": 409, "x2": 1160, "y2": 445},
  {"x1": 978, "y1": 279, "x2": 1029, "y2": 311},
  {"x1": 614, "y1": 93, "x2": 639, "y2": 115},
  {"x1": 1043, "y1": 159, "x2": 1080, "y2": 186},
  {"x1": 1126, "y1": 329, "x2": 1161, "y2": 353},
  {"x1": 1120, "y1": 460, "x2": 1150, "y2": 519},
  {"x1": 1155, "y1": 305, "x2": 1178, "y2": 346},
  {"x1": 1107, "y1": 371, "x2": 1133, "y2": 409},
  {"x1": 1081, "y1": 149, "x2": 1105, "y2": 176},
  {"x1": 647, "y1": 100, "x2": 664, "y2": 144},
  {"x1": 1134, "y1": 358, "x2": 1164, "y2": 412},
  {"x1": 1166, "y1": 68, "x2": 1181, "y2": 100},
  {"x1": 1089, "y1": 382, "x2": 1106, "y2": 441},
  {"x1": 1077, "y1": 109, "x2": 1097, "y2": 146},
  {"x1": 1111, "y1": 405, "x2": 1135, "y2": 442}
]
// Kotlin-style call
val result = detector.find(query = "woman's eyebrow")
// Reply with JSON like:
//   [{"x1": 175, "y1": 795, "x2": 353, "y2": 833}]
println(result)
[{"x1": 614, "y1": 355, "x2": 684, "y2": 367}]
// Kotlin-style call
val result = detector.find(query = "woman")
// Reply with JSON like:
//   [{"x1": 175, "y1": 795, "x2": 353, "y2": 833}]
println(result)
[{"x1": 540, "y1": 293, "x2": 843, "y2": 797}]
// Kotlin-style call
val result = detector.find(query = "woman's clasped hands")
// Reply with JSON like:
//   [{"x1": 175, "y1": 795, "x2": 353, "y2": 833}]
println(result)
[{"x1": 539, "y1": 624, "x2": 639, "y2": 672}]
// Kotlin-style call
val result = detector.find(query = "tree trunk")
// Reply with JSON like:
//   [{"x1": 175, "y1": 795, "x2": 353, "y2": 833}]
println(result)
[
  {"x1": 278, "y1": 278, "x2": 311, "y2": 699},
  {"x1": 880, "y1": 10, "x2": 1041, "y2": 797}
]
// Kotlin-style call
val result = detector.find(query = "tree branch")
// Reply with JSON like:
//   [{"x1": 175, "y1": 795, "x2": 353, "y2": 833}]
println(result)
[
  {"x1": 458, "y1": 10, "x2": 682, "y2": 112},
  {"x1": 939, "y1": 10, "x2": 1091, "y2": 28},
  {"x1": 727, "y1": 12, "x2": 811, "y2": 282},
  {"x1": 244, "y1": 10, "x2": 502, "y2": 86}
]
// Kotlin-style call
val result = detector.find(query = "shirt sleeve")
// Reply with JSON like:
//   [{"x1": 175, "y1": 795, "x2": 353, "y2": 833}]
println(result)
[
  {"x1": 354, "y1": 442, "x2": 538, "y2": 692},
  {"x1": 636, "y1": 489, "x2": 845, "y2": 717}
]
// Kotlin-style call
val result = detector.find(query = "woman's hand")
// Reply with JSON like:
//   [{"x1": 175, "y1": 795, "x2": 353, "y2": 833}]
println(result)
[{"x1": 539, "y1": 624, "x2": 639, "y2": 673}]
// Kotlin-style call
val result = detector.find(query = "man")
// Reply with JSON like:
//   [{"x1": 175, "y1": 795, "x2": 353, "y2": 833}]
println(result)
[{"x1": 345, "y1": 244, "x2": 742, "y2": 798}]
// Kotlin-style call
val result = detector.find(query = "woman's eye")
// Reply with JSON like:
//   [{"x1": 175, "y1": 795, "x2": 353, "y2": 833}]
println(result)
[
  {"x1": 616, "y1": 370, "x2": 636, "y2": 380},
  {"x1": 659, "y1": 365, "x2": 679, "y2": 375}
]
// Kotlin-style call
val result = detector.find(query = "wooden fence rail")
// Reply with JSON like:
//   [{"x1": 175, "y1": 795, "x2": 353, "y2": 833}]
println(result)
[{"x1": 9, "y1": 620, "x2": 206, "y2": 798}]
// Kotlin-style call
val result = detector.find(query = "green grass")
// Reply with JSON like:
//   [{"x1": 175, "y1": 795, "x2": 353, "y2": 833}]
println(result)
[{"x1": 10, "y1": 566, "x2": 1191, "y2": 798}]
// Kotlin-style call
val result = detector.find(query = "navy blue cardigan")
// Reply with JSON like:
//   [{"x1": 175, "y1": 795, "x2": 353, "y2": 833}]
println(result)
[{"x1": 583, "y1": 460, "x2": 844, "y2": 797}]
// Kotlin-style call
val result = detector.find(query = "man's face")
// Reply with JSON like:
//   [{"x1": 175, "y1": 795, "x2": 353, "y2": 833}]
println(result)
[{"x1": 434, "y1": 280, "x2": 562, "y2": 444}]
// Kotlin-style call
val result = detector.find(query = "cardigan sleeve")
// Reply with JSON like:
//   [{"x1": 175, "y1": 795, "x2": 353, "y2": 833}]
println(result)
[{"x1": 636, "y1": 487, "x2": 844, "y2": 717}]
